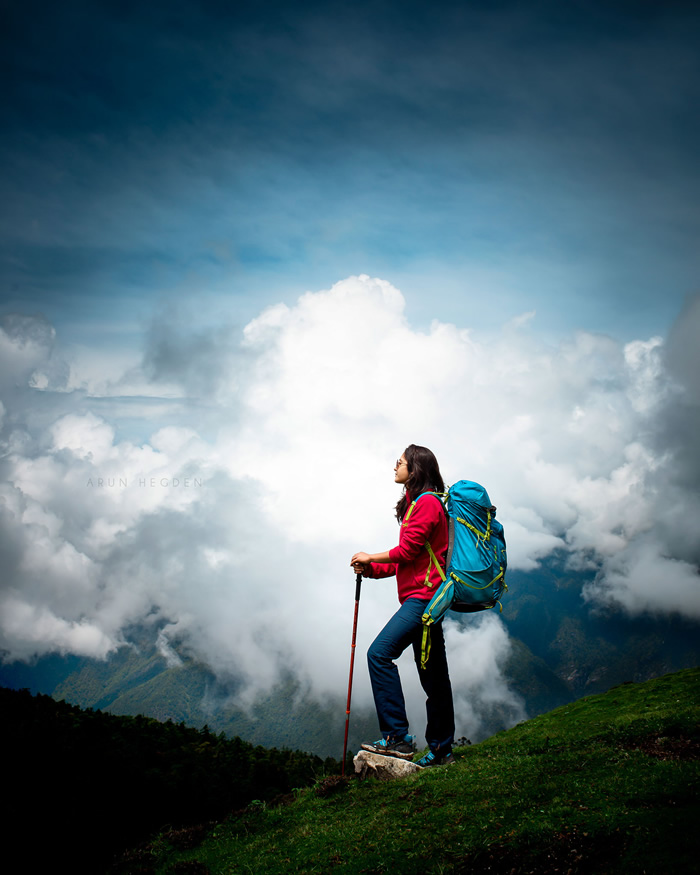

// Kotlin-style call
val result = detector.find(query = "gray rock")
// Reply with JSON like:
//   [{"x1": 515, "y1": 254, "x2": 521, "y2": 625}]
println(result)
[{"x1": 353, "y1": 750, "x2": 422, "y2": 780}]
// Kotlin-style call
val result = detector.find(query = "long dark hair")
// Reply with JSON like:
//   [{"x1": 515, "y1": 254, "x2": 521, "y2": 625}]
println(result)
[{"x1": 395, "y1": 444, "x2": 445, "y2": 522}]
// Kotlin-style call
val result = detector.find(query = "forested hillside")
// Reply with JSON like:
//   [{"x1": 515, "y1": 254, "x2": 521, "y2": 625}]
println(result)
[{"x1": 1, "y1": 687, "x2": 337, "y2": 873}]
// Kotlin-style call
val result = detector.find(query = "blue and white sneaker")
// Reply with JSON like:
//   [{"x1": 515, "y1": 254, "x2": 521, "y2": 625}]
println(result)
[
  {"x1": 415, "y1": 750, "x2": 456, "y2": 768},
  {"x1": 361, "y1": 735, "x2": 415, "y2": 760}
]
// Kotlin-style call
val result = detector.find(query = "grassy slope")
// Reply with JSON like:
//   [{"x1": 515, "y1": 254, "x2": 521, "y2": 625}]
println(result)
[{"x1": 131, "y1": 667, "x2": 699, "y2": 874}]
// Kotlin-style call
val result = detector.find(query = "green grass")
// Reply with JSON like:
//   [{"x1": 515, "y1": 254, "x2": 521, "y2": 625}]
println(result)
[{"x1": 121, "y1": 668, "x2": 699, "y2": 874}]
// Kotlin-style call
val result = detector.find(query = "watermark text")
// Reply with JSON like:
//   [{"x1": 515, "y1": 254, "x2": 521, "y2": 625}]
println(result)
[{"x1": 86, "y1": 477, "x2": 204, "y2": 488}]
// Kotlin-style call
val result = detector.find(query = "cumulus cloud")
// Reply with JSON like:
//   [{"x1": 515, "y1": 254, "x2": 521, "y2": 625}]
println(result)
[
  {"x1": 581, "y1": 293, "x2": 700, "y2": 619},
  {"x1": 445, "y1": 615, "x2": 526, "y2": 738},
  {"x1": 584, "y1": 540, "x2": 700, "y2": 620},
  {"x1": 0, "y1": 277, "x2": 698, "y2": 738}
]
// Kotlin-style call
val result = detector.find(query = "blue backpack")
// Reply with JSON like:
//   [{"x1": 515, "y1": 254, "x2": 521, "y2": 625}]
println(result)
[{"x1": 407, "y1": 481, "x2": 507, "y2": 667}]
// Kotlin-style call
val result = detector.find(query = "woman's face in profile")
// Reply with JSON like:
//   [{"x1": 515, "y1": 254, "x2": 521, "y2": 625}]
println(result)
[{"x1": 394, "y1": 455, "x2": 409, "y2": 484}]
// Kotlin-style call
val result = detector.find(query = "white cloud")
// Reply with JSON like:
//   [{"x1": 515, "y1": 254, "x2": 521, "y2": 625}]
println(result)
[
  {"x1": 445, "y1": 614, "x2": 526, "y2": 738},
  {"x1": 0, "y1": 277, "x2": 698, "y2": 729},
  {"x1": 584, "y1": 540, "x2": 700, "y2": 619},
  {"x1": 1, "y1": 596, "x2": 116, "y2": 660}
]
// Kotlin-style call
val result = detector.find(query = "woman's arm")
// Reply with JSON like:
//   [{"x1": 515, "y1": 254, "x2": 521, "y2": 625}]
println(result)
[
  {"x1": 350, "y1": 551, "x2": 396, "y2": 579},
  {"x1": 351, "y1": 495, "x2": 442, "y2": 572},
  {"x1": 351, "y1": 550, "x2": 392, "y2": 566},
  {"x1": 388, "y1": 495, "x2": 443, "y2": 564}
]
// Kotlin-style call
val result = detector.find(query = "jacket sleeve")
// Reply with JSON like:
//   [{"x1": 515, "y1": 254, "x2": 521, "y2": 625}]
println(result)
[
  {"x1": 364, "y1": 562, "x2": 397, "y2": 579},
  {"x1": 388, "y1": 495, "x2": 443, "y2": 564}
]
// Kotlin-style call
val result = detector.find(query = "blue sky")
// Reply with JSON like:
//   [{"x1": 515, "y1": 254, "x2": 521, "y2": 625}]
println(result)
[{"x1": 2, "y1": 0, "x2": 699, "y2": 347}]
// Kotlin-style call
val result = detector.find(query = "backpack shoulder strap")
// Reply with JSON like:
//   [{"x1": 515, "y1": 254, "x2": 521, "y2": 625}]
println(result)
[{"x1": 402, "y1": 491, "x2": 447, "y2": 526}]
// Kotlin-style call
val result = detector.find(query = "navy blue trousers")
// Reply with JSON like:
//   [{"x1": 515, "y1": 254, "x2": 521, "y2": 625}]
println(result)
[{"x1": 367, "y1": 597, "x2": 455, "y2": 755}]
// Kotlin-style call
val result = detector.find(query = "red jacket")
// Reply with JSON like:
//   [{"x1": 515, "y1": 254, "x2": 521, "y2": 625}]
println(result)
[{"x1": 366, "y1": 493, "x2": 448, "y2": 603}]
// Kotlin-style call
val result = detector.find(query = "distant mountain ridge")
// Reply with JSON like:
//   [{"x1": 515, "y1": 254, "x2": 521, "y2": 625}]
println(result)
[{"x1": 1, "y1": 559, "x2": 698, "y2": 757}]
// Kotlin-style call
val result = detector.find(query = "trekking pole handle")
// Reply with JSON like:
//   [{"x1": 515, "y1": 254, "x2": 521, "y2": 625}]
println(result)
[{"x1": 355, "y1": 572, "x2": 362, "y2": 600}]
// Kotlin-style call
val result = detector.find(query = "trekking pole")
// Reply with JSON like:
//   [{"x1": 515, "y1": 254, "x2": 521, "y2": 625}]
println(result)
[{"x1": 341, "y1": 572, "x2": 362, "y2": 776}]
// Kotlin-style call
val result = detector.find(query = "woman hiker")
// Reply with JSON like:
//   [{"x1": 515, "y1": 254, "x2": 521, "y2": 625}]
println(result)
[{"x1": 350, "y1": 444, "x2": 456, "y2": 768}]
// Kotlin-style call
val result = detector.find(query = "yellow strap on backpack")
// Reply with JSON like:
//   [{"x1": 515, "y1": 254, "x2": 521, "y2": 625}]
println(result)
[
  {"x1": 424, "y1": 540, "x2": 447, "y2": 587},
  {"x1": 420, "y1": 625, "x2": 432, "y2": 670}
]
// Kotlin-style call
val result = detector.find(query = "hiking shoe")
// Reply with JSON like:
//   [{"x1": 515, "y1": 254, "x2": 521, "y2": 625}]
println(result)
[
  {"x1": 361, "y1": 736, "x2": 414, "y2": 760},
  {"x1": 415, "y1": 751, "x2": 456, "y2": 768}
]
